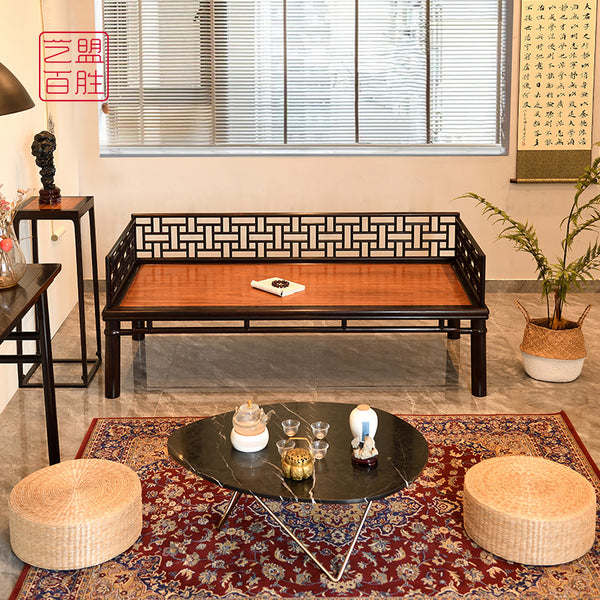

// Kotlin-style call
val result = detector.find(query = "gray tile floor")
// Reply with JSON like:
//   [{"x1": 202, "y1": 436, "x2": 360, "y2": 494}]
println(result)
[{"x1": 1, "y1": 290, "x2": 599, "y2": 597}]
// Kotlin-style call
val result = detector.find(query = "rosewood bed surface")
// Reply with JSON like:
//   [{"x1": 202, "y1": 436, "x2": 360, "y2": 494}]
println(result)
[{"x1": 119, "y1": 262, "x2": 472, "y2": 309}]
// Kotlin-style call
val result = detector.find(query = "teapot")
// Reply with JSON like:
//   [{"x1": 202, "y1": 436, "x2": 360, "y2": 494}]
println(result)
[{"x1": 232, "y1": 400, "x2": 274, "y2": 436}]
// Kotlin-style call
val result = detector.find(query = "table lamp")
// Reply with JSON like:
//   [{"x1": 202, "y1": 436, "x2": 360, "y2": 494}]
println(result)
[
  {"x1": 0, "y1": 62, "x2": 35, "y2": 116},
  {"x1": 0, "y1": 62, "x2": 33, "y2": 288}
]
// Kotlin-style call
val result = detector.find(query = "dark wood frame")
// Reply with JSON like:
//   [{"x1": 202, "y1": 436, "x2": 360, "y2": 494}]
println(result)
[
  {"x1": 102, "y1": 212, "x2": 489, "y2": 398},
  {"x1": 0, "y1": 264, "x2": 62, "y2": 464},
  {"x1": 13, "y1": 196, "x2": 102, "y2": 387}
]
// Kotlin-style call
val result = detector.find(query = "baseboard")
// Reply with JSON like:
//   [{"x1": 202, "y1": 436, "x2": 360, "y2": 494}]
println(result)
[
  {"x1": 486, "y1": 280, "x2": 542, "y2": 293},
  {"x1": 486, "y1": 280, "x2": 600, "y2": 293}
]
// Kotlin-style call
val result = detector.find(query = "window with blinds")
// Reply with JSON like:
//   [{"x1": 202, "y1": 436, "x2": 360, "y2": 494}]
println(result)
[{"x1": 99, "y1": 0, "x2": 511, "y2": 155}]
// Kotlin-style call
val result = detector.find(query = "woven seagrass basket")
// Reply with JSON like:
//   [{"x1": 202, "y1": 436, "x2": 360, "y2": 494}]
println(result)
[
  {"x1": 517, "y1": 301, "x2": 590, "y2": 382},
  {"x1": 9, "y1": 459, "x2": 142, "y2": 570},
  {"x1": 463, "y1": 455, "x2": 596, "y2": 565}
]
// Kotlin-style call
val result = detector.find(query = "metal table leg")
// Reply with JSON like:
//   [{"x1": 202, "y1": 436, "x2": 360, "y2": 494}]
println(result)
[
  {"x1": 251, "y1": 496, "x2": 373, "y2": 582},
  {"x1": 217, "y1": 491, "x2": 241, "y2": 530}
]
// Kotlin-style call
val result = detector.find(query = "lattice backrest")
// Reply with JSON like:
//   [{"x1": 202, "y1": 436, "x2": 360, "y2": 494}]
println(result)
[{"x1": 132, "y1": 213, "x2": 459, "y2": 260}]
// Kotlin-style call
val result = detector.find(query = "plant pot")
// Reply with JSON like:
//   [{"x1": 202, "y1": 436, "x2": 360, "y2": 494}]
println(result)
[{"x1": 517, "y1": 301, "x2": 590, "y2": 383}]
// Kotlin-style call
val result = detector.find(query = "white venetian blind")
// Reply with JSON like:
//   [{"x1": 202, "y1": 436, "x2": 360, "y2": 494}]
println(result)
[
  {"x1": 358, "y1": 0, "x2": 427, "y2": 144},
  {"x1": 429, "y1": 0, "x2": 505, "y2": 144},
  {"x1": 100, "y1": 0, "x2": 509, "y2": 154}
]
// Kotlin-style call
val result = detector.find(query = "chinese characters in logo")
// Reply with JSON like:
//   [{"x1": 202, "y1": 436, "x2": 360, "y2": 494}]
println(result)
[{"x1": 39, "y1": 31, "x2": 108, "y2": 102}]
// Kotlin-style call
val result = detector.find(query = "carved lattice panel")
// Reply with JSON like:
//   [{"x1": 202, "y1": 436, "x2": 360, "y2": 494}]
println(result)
[
  {"x1": 133, "y1": 213, "x2": 458, "y2": 260},
  {"x1": 106, "y1": 220, "x2": 136, "y2": 305}
]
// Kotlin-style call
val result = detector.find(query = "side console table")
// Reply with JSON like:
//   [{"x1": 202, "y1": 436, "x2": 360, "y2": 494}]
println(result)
[
  {"x1": 13, "y1": 196, "x2": 102, "y2": 387},
  {"x1": 0, "y1": 264, "x2": 62, "y2": 464}
]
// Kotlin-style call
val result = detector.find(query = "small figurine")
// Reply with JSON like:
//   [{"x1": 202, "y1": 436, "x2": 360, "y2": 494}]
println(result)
[
  {"x1": 31, "y1": 130, "x2": 61, "y2": 204},
  {"x1": 351, "y1": 435, "x2": 378, "y2": 467}
]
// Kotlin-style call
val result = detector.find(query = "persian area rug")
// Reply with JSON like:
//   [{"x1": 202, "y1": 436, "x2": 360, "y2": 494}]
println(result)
[{"x1": 10, "y1": 412, "x2": 600, "y2": 600}]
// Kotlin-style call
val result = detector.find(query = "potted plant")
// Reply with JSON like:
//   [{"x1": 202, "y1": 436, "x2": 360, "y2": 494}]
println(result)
[{"x1": 459, "y1": 149, "x2": 600, "y2": 382}]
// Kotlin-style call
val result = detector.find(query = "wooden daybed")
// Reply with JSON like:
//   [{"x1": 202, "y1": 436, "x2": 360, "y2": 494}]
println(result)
[{"x1": 102, "y1": 212, "x2": 489, "y2": 398}]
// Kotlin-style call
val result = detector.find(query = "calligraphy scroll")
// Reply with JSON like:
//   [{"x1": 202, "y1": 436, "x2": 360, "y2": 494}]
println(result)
[{"x1": 516, "y1": 0, "x2": 597, "y2": 182}]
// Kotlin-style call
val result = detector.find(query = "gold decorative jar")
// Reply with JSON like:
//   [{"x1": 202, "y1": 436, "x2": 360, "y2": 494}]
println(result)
[{"x1": 281, "y1": 448, "x2": 314, "y2": 480}]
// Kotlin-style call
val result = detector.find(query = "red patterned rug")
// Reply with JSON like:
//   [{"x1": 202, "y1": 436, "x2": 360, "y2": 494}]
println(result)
[{"x1": 10, "y1": 412, "x2": 600, "y2": 599}]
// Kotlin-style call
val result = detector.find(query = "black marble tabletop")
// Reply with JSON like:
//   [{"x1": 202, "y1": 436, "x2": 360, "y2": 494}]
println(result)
[{"x1": 168, "y1": 401, "x2": 428, "y2": 504}]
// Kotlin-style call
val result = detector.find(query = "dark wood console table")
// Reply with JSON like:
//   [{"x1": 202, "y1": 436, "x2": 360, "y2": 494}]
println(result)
[
  {"x1": 13, "y1": 196, "x2": 102, "y2": 387},
  {"x1": 0, "y1": 264, "x2": 62, "y2": 464}
]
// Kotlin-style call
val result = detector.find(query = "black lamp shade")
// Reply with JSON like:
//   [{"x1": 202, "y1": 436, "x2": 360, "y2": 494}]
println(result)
[{"x1": 0, "y1": 62, "x2": 35, "y2": 116}]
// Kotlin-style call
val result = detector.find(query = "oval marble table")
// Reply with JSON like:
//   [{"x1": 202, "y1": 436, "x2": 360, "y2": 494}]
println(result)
[{"x1": 168, "y1": 401, "x2": 428, "y2": 581}]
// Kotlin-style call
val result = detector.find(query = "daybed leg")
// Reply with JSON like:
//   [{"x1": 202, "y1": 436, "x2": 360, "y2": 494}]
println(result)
[
  {"x1": 447, "y1": 319, "x2": 461, "y2": 340},
  {"x1": 132, "y1": 320, "x2": 145, "y2": 341},
  {"x1": 470, "y1": 319, "x2": 487, "y2": 397},
  {"x1": 105, "y1": 320, "x2": 121, "y2": 399},
  {"x1": 133, "y1": 337, "x2": 147, "y2": 391}
]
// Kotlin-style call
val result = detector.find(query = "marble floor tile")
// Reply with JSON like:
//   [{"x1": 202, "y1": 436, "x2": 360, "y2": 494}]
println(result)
[{"x1": 0, "y1": 289, "x2": 599, "y2": 597}]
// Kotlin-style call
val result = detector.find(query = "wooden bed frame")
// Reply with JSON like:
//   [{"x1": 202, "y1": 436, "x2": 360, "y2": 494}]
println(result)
[{"x1": 103, "y1": 212, "x2": 489, "y2": 398}]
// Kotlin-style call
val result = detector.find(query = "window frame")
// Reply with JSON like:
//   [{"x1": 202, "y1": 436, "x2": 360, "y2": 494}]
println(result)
[{"x1": 97, "y1": 0, "x2": 514, "y2": 157}]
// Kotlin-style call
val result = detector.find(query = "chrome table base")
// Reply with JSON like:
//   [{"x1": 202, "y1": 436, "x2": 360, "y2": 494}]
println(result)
[{"x1": 217, "y1": 491, "x2": 373, "y2": 582}]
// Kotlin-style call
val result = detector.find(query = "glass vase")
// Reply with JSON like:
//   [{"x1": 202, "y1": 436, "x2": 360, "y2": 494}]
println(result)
[{"x1": 0, "y1": 221, "x2": 26, "y2": 289}]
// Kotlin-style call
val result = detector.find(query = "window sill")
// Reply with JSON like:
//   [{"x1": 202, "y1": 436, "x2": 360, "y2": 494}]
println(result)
[{"x1": 99, "y1": 144, "x2": 508, "y2": 158}]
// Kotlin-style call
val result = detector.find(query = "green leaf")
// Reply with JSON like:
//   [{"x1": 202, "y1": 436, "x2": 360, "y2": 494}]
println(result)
[{"x1": 456, "y1": 171, "x2": 600, "y2": 329}]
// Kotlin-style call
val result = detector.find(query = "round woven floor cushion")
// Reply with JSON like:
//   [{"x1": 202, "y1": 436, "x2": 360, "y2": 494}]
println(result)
[
  {"x1": 463, "y1": 455, "x2": 596, "y2": 565},
  {"x1": 9, "y1": 459, "x2": 142, "y2": 570}
]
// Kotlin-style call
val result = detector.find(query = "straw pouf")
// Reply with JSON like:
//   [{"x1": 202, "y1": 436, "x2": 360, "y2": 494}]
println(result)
[
  {"x1": 463, "y1": 455, "x2": 596, "y2": 565},
  {"x1": 9, "y1": 459, "x2": 142, "y2": 570}
]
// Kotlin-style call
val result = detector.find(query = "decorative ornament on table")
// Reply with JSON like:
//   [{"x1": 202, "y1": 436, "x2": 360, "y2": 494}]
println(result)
[
  {"x1": 0, "y1": 186, "x2": 27, "y2": 289},
  {"x1": 281, "y1": 447, "x2": 314, "y2": 480},
  {"x1": 351, "y1": 435, "x2": 378, "y2": 466},
  {"x1": 31, "y1": 130, "x2": 60, "y2": 205},
  {"x1": 250, "y1": 276, "x2": 305, "y2": 297},
  {"x1": 349, "y1": 404, "x2": 379, "y2": 467},
  {"x1": 349, "y1": 404, "x2": 378, "y2": 440}
]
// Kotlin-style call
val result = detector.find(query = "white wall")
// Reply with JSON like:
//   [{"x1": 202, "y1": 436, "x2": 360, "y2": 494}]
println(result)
[
  {"x1": 1, "y1": 0, "x2": 599, "y2": 411},
  {"x1": 69, "y1": 0, "x2": 600, "y2": 282},
  {"x1": 0, "y1": 0, "x2": 79, "y2": 410}
]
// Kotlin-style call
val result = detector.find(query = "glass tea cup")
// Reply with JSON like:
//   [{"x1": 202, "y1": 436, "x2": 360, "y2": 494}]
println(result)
[
  {"x1": 276, "y1": 439, "x2": 295, "y2": 456},
  {"x1": 281, "y1": 419, "x2": 300, "y2": 436},
  {"x1": 310, "y1": 440, "x2": 329, "y2": 459},
  {"x1": 310, "y1": 421, "x2": 330, "y2": 439}
]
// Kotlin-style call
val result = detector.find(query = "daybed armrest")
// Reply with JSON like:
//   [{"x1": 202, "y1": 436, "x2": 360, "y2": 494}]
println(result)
[
  {"x1": 105, "y1": 217, "x2": 137, "y2": 309},
  {"x1": 454, "y1": 216, "x2": 486, "y2": 305}
]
